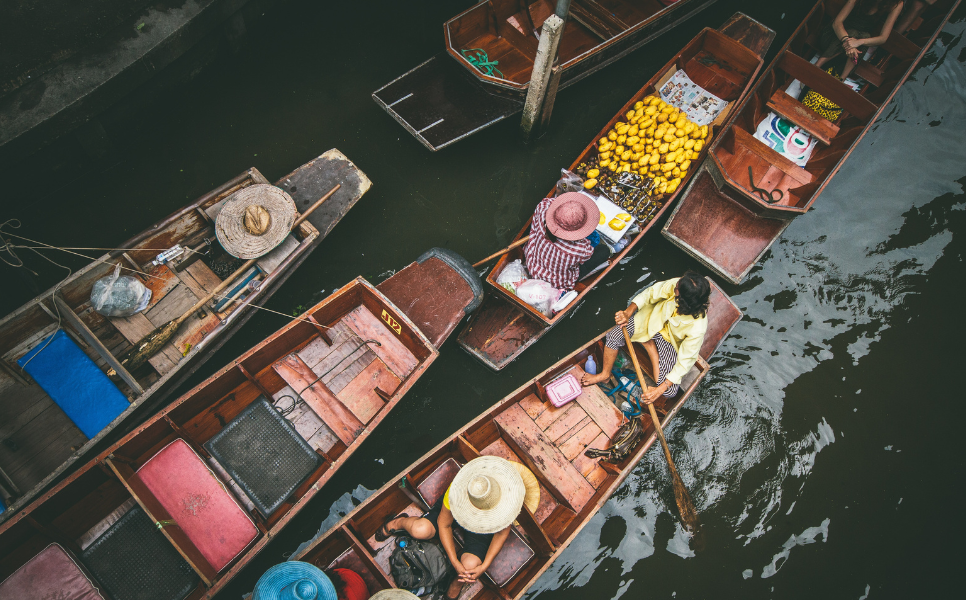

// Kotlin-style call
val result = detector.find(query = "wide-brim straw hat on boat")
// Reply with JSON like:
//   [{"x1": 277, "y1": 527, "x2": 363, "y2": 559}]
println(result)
[
  {"x1": 252, "y1": 561, "x2": 337, "y2": 600},
  {"x1": 448, "y1": 456, "x2": 526, "y2": 534},
  {"x1": 216, "y1": 184, "x2": 297, "y2": 259},
  {"x1": 509, "y1": 461, "x2": 540, "y2": 514},
  {"x1": 545, "y1": 192, "x2": 598, "y2": 241},
  {"x1": 370, "y1": 590, "x2": 421, "y2": 600}
]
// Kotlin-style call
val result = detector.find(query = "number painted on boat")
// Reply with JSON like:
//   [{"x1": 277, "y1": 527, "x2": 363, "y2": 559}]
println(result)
[{"x1": 382, "y1": 309, "x2": 402, "y2": 335}]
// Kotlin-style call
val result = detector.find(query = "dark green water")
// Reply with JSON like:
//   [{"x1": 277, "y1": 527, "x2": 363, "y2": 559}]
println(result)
[{"x1": 3, "y1": 0, "x2": 965, "y2": 598}]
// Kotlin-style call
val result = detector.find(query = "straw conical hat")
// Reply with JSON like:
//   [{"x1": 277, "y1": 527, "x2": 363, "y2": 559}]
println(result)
[
  {"x1": 448, "y1": 457, "x2": 526, "y2": 534},
  {"x1": 215, "y1": 184, "x2": 297, "y2": 259},
  {"x1": 370, "y1": 590, "x2": 420, "y2": 600},
  {"x1": 509, "y1": 461, "x2": 540, "y2": 514}
]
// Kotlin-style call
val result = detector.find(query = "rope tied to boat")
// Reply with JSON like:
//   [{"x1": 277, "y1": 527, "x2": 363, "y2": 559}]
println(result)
[{"x1": 461, "y1": 48, "x2": 504, "y2": 78}]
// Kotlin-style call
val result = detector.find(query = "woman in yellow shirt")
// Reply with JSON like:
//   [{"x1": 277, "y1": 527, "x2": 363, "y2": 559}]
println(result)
[{"x1": 582, "y1": 272, "x2": 710, "y2": 402}]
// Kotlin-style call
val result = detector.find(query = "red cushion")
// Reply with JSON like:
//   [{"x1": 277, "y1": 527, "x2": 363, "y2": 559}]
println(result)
[
  {"x1": 331, "y1": 568, "x2": 369, "y2": 600},
  {"x1": 0, "y1": 544, "x2": 105, "y2": 600},
  {"x1": 136, "y1": 439, "x2": 258, "y2": 572}
]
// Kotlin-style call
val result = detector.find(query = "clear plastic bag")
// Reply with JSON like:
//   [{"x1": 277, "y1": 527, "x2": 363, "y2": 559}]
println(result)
[
  {"x1": 91, "y1": 264, "x2": 152, "y2": 317},
  {"x1": 516, "y1": 279, "x2": 560, "y2": 317},
  {"x1": 555, "y1": 169, "x2": 585, "y2": 196},
  {"x1": 495, "y1": 259, "x2": 529, "y2": 293}
]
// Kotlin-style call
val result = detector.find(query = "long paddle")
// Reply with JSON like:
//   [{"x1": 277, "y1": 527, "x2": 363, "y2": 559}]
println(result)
[
  {"x1": 109, "y1": 184, "x2": 341, "y2": 375},
  {"x1": 621, "y1": 324, "x2": 700, "y2": 533},
  {"x1": 472, "y1": 235, "x2": 530, "y2": 268}
]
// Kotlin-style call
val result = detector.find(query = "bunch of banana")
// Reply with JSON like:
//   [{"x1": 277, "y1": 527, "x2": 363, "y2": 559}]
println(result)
[{"x1": 590, "y1": 94, "x2": 709, "y2": 195}]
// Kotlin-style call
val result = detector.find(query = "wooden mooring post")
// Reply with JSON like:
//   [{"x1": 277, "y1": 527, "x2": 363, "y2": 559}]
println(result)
[{"x1": 520, "y1": 13, "x2": 565, "y2": 142}]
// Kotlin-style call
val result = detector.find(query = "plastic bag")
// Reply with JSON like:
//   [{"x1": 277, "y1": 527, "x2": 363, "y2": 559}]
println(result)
[
  {"x1": 555, "y1": 169, "x2": 584, "y2": 196},
  {"x1": 91, "y1": 264, "x2": 152, "y2": 317},
  {"x1": 516, "y1": 279, "x2": 559, "y2": 317},
  {"x1": 496, "y1": 259, "x2": 528, "y2": 293}
]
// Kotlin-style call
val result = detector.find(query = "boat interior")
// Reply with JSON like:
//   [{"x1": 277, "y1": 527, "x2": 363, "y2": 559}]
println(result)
[
  {"x1": 446, "y1": 0, "x2": 690, "y2": 87},
  {"x1": 485, "y1": 27, "x2": 761, "y2": 325},
  {"x1": 0, "y1": 278, "x2": 436, "y2": 600},
  {"x1": 0, "y1": 168, "x2": 318, "y2": 516},
  {"x1": 711, "y1": 0, "x2": 953, "y2": 215},
  {"x1": 296, "y1": 284, "x2": 740, "y2": 599}
]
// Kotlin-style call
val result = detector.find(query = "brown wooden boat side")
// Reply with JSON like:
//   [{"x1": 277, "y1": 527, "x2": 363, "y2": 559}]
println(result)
[
  {"x1": 444, "y1": 0, "x2": 715, "y2": 93},
  {"x1": 292, "y1": 282, "x2": 740, "y2": 599},
  {"x1": 0, "y1": 276, "x2": 441, "y2": 599},
  {"x1": 0, "y1": 167, "x2": 326, "y2": 522},
  {"x1": 662, "y1": 0, "x2": 961, "y2": 283}
]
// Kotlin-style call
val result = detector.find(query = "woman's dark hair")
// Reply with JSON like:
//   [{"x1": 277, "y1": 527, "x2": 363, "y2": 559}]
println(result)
[
  {"x1": 326, "y1": 569, "x2": 347, "y2": 597},
  {"x1": 676, "y1": 271, "x2": 710, "y2": 318}
]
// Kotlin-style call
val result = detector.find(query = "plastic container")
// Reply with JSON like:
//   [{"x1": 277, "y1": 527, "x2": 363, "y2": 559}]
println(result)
[{"x1": 545, "y1": 373, "x2": 582, "y2": 408}]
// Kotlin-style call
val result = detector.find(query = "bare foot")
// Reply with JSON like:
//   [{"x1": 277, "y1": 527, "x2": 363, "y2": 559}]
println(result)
[{"x1": 580, "y1": 372, "x2": 609, "y2": 386}]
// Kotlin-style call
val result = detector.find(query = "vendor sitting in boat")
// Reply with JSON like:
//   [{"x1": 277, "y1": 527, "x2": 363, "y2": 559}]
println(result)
[
  {"x1": 376, "y1": 457, "x2": 528, "y2": 599},
  {"x1": 581, "y1": 272, "x2": 710, "y2": 402},
  {"x1": 815, "y1": 0, "x2": 905, "y2": 81},
  {"x1": 524, "y1": 192, "x2": 609, "y2": 291}
]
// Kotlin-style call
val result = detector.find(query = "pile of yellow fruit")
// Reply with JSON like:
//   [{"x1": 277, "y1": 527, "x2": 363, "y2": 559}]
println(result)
[{"x1": 587, "y1": 95, "x2": 709, "y2": 195}]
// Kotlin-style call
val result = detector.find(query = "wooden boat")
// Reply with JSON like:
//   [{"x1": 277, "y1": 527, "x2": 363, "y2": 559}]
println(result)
[
  {"x1": 286, "y1": 281, "x2": 741, "y2": 600},
  {"x1": 0, "y1": 247, "x2": 484, "y2": 600},
  {"x1": 661, "y1": 0, "x2": 962, "y2": 284},
  {"x1": 457, "y1": 13, "x2": 772, "y2": 371},
  {"x1": 0, "y1": 149, "x2": 371, "y2": 523},
  {"x1": 373, "y1": 0, "x2": 719, "y2": 151}
]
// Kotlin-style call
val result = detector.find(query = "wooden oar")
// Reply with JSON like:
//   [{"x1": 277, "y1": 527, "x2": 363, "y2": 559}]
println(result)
[
  {"x1": 109, "y1": 184, "x2": 341, "y2": 375},
  {"x1": 472, "y1": 235, "x2": 530, "y2": 268},
  {"x1": 621, "y1": 325, "x2": 700, "y2": 533}
]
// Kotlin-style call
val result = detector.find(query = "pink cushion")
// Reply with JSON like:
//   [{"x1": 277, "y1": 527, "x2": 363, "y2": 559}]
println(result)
[
  {"x1": 136, "y1": 439, "x2": 258, "y2": 572},
  {"x1": 0, "y1": 544, "x2": 105, "y2": 600}
]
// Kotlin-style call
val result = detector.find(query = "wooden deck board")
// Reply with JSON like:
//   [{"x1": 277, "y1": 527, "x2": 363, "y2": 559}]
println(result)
[
  {"x1": 335, "y1": 358, "x2": 397, "y2": 424},
  {"x1": 343, "y1": 306, "x2": 418, "y2": 379},
  {"x1": 272, "y1": 354, "x2": 363, "y2": 446},
  {"x1": 110, "y1": 312, "x2": 181, "y2": 374},
  {"x1": 495, "y1": 404, "x2": 595, "y2": 512},
  {"x1": 572, "y1": 373, "x2": 623, "y2": 438},
  {"x1": 558, "y1": 419, "x2": 604, "y2": 462}
]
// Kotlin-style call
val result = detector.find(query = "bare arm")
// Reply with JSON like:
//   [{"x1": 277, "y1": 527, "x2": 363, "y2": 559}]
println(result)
[
  {"x1": 436, "y1": 509, "x2": 465, "y2": 573},
  {"x1": 855, "y1": 3, "x2": 905, "y2": 46},
  {"x1": 833, "y1": 0, "x2": 858, "y2": 40}
]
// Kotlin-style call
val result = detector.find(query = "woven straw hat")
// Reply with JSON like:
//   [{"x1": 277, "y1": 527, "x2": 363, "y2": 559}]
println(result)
[
  {"x1": 545, "y1": 192, "x2": 598, "y2": 241},
  {"x1": 370, "y1": 590, "x2": 420, "y2": 600},
  {"x1": 448, "y1": 457, "x2": 526, "y2": 534},
  {"x1": 215, "y1": 184, "x2": 297, "y2": 259},
  {"x1": 509, "y1": 461, "x2": 540, "y2": 514}
]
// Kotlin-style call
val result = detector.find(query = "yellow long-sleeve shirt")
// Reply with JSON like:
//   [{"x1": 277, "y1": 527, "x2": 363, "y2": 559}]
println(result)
[{"x1": 630, "y1": 277, "x2": 707, "y2": 385}]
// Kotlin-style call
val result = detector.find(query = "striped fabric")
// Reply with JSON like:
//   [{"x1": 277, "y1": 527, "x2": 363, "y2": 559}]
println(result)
[
  {"x1": 604, "y1": 319, "x2": 680, "y2": 398},
  {"x1": 524, "y1": 198, "x2": 594, "y2": 290}
]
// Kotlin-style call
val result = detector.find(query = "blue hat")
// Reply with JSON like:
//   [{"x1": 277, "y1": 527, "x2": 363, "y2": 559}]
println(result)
[{"x1": 252, "y1": 561, "x2": 337, "y2": 600}]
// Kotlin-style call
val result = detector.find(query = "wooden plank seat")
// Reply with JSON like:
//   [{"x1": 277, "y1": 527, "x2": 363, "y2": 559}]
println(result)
[
  {"x1": 342, "y1": 306, "x2": 418, "y2": 379},
  {"x1": 412, "y1": 456, "x2": 535, "y2": 586},
  {"x1": 777, "y1": 52, "x2": 878, "y2": 122},
  {"x1": 203, "y1": 398, "x2": 321, "y2": 518},
  {"x1": 729, "y1": 126, "x2": 815, "y2": 203},
  {"x1": 0, "y1": 543, "x2": 106, "y2": 600},
  {"x1": 80, "y1": 505, "x2": 200, "y2": 600},
  {"x1": 766, "y1": 89, "x2": 840, "y2": 145},
  {"x1": 570, "y1": 0, "x2": 628, "y2": 39},
  {"x1": 135, "y1": 439, "x2": 258, "y2": 572}
]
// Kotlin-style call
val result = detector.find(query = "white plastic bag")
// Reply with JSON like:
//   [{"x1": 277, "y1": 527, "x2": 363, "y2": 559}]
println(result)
[
  {"x1": 516, "y1": 279, "x2": 559, "y2": 317},
  {"x1": 555, "y1": 169, "x2": 584, "y2": 196},
  {"x1": 91, "y1": 264, "x2": 152, "y2": 317},
  {"x1": 496, "y1": 259, "x2": 529, "y2": 293}
]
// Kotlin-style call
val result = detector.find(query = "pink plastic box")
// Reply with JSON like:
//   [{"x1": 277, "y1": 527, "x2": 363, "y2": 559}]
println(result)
[{"x1": 545, "y1": 373, "x2": 582, "y2": 407}]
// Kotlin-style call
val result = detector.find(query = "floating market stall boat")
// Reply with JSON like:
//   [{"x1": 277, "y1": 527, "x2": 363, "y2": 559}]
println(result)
[
  {"x1": 0, "y1": 247, "x2": 483, "y2": 600},
  {"x1": 457, "y1": 13, "x2": 772, "y2": 371},
  {"x1": 373, "y1": 0, "x2": 719, "y2": 151},
  {"x1": 286, "y1": 281, "x2": 741, "y2": 600},
  {"x1": 0, "y1": 150, "x2": 371, "y2": 523},
  {"x1": 661, "y1": 0, "x2": 962, "y2": 284}
]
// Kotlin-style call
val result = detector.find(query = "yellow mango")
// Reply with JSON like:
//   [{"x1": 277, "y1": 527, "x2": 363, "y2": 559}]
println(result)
[
  {"x1": 583, "y1": 178, "x2": 598, "y2": 189},
  {"x1": 599, "y1": 158, "x2": 611, "y2": 167},
  {"x1": 615, "y1": 145, "x2": 625, "y2": 155},
  {"x1": 658, "y1": 181, "x2": 668, "y2": 194},
  {"x1": 608, "y1": 131, "x2": 618, "y2": 141},
  {"x1": 684, "y1": 139, "x2": 695, "y2": 150},
  {"x1": 649, "y1": 153, "x2": 660, "y2": 165},
  {"x1": 617, "y1": 134, "x2": 626, "y2": 145},
  {"x1": 656, "y1": 113, "x2": 668, "y2": 124},
  {"x1": 628, "y1": 124, "x2": 639, "y2": 136},
  {"x1": 599, "y1": 141, "x2": 612, "y2": 152},
  {"x1": 632, "y1": 143, "x2": 645, "y2": 153},
  {"x1": 630, "y1": 115, "x2": 640, "y2": 125},
  {"x1": 659, "y1": 142, "x2": 669, "y2": 154},
  {"x1": 684, "y1": 122, "x2": 696, "y2": 135},
  {"x1": 634, "y1": 100, "x2": 644, "y2": 109},
  {"x1": 616, "y1": 124, "x2": 630, "y2": 135},
  {"x1": 660, "y1": 162, "x2": 674, "y2": 173},
  {"x1": 608, "y1": 218, "x2": 627, "y2": 230},
  {"x1": 599, "y1": 151, "x2": 611, "y2": 160},
  {"x1": 645, "y1": 106, "x2": 658, "y2": 116},
  {"x1": 675, "y1": 152, "x2": 686, "y2": 164},
  {"x1": 621, "y1": 150, "x2": 632, "y2": 161},
  {"x1": 680, "y1": 160, "x2": 690, "y2": 172},
  {"x1": 599, "y1": 137, "x2": 609, "y2": 146},
  {"x1": 669, "y1": 139, "x2": 681, "y2": 152},
  {"x1": 600, "y1": 211, "x2": 606, "y2": 225},
  {"x1": 663, "y1": 133, "x2": 676, "y2": 143},
  {"x1": 587, "y1": 168, "x2": 600, "y2": 179},
  {"x1": 658, "y1": 100, "x2": 668, "y2": 109},
  {"x1": 638, "y1": 156, "x2": 648, "y2": 166},
  {"x1": 699, "y1": 125, "x2": 708, "y2": 138},
  {"x1": 694, "y1": 140, "x2": 704, "y2": 152},
  {"x1": 608, "y1": 161, "x2": 618, "y2": 171},
  {"x1": 672, "y1": 167, "x2": 681, "y2": 178},
  {"x1": 626, "y1": 135, "x2": 640, "y2": 146}
]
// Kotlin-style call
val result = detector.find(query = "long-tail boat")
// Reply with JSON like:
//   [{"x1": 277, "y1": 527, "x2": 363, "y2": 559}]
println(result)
[
  {"x1": 457, "y1": 13, "x2": 771, "y2": 371},
  {"x1": 286, "y1": 281, "x2": 741, "y2": 600},
  {"x1": 661, "y1": 0, "x2": 962, "y2": 284},
  {"x1": 0, "y1": 247, "x2": 483, "y2": 600},
  {"x1": 373, "y1": 0, "x2": 719, "y2": 151},
  {"x1": 0, "y1": 150, "x2": 371, "y2": 523}
]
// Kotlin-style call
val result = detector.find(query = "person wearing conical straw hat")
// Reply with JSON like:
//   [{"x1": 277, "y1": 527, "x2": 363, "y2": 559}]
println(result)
[{"x1": 375, "y1": 457, "x2": 528, "y2": 599}]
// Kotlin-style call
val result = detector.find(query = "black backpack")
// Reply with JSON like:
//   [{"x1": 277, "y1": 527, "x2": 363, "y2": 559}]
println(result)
[{"x1": 389, "y1": 535, "x2": 451, "y2": 597}]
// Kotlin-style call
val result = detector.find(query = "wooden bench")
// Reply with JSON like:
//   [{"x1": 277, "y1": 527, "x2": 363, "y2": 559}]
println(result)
[
  {"x1": 732, "y1": 127, "x2": 814, "y2": 187},
  {"x1": 766, "y1": 89, "x2": 840, "y2": 145},
  {"x1": 777, "y1": 52, "x2": 878, "y2": 122},
  {"x1": 494, "y1": 404, "x2": 595, "y2": 512}
]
